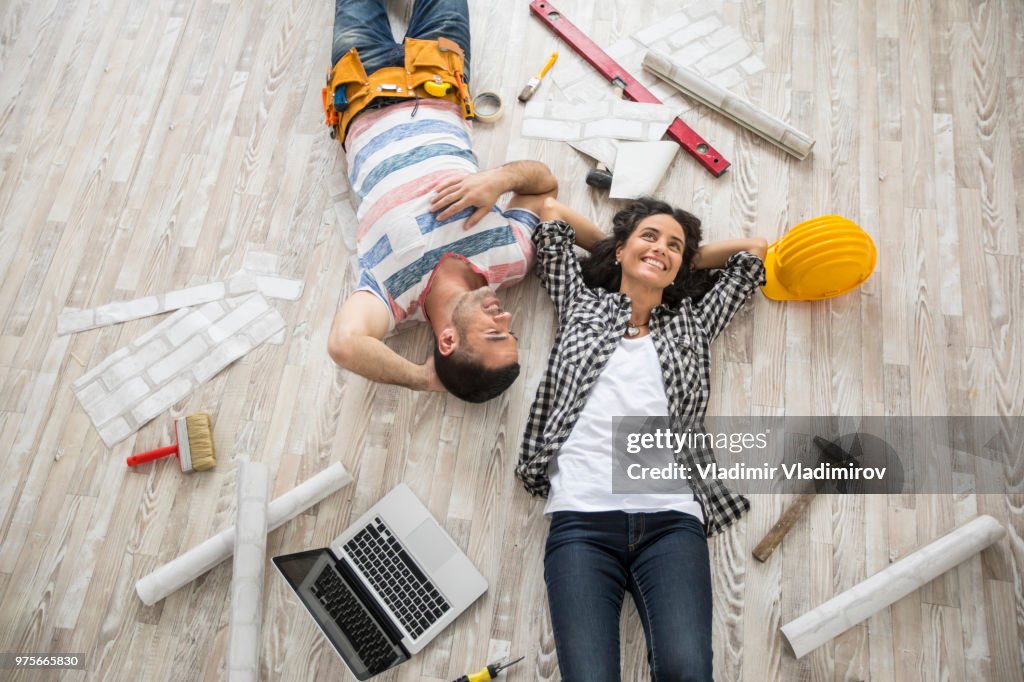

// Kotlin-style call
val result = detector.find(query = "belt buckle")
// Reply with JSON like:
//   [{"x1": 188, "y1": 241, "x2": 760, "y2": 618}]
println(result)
[{"x1": 366, "y1": 96, "x2": 400, "y2": 111}]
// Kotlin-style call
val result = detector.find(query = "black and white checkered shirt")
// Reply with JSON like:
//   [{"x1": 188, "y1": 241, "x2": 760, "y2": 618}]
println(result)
[{"x1": 516, "y1": 220, "x2": 767, "y2": 536}]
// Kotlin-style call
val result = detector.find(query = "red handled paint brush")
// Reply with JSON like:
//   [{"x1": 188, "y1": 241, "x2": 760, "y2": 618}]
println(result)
[{"x1": 126, "y1": 412, "x2": 216, "y2": 473}]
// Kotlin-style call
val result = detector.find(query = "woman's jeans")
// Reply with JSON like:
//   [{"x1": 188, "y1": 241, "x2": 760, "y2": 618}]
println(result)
[
  {"x1": 332, "y1": 0, "x2": 472, "y2": 81},
  {"x1": 544, "y1": 511, "x2": 713, "y2": 682}
]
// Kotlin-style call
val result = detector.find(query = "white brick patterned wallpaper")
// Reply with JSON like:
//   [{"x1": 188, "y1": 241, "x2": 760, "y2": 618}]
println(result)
[
  {"x1": 228, "y1": 460, "x2": 270, "y2": 682},
  {"x1": 72, "y1": 293, "x2": 287, "y2": 446},
  {"x1": 521, "y1": 98, "x2": 678, "y2": 143},
  {"x1": 57, "y1": 274, "x2": 259, "y2": 336}
]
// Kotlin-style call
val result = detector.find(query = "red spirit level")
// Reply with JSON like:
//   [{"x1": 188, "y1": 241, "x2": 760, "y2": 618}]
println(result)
[{"x1": 529, "y1": 0, "x2": 730, "y2": 177}]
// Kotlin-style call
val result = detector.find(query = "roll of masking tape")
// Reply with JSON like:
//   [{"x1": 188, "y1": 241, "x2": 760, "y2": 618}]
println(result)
[{"x1": 474, "y1": 91, "x2": 504, "y2": 122}]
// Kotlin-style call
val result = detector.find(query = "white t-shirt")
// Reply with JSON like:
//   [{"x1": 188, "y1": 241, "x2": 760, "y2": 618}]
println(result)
[{"x1": 544, "y1": 335, "x2": 705, "y2": 522}]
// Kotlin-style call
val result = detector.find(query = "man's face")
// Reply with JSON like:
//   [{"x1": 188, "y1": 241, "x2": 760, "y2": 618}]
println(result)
[{"x1": 451, "y1": 286, "x2": 518, "y2": 368}]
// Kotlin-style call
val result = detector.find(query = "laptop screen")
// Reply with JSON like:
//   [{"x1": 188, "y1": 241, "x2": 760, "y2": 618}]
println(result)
[
  {"x1": 273, "y1": 549, "x2": 408, "y2": 680},
  {"x1": 274, "y1": 549, "x2": 320, "y2": 589}
]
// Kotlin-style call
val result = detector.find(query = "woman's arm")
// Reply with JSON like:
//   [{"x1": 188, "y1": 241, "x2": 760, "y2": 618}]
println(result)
[
  {"x1": 539, "y1": 197, "x2": 606, "y2": 252},
  {"x1": 692, "y1": 237, "x2": 769, "y2": 269},
  {"x1": 531, "y1": 214, "x2": 588, "y2": 322},
  {"x1": 690, "y1": 237, "x2": 769, "y2": 341}
]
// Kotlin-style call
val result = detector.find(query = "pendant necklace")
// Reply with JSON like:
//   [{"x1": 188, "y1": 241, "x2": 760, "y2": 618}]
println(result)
[{"x1": 625, "y1": 322, "x2": 649, "y2": 337}]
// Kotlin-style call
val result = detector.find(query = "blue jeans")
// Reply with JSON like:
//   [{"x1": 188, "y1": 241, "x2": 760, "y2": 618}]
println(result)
[
  {"x1": 544, "y1": 511, "x2": 713, "y2": 682},
  {"x1": 332, "y1": 0, "x2": 472, "y2": 81}
]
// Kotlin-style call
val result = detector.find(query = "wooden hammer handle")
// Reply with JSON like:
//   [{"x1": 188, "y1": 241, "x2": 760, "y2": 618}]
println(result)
[{"x1": 752, "y1": 491, "x2": 817, "y2": 562}]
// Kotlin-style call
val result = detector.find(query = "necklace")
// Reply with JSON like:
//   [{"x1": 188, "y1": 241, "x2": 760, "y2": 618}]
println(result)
[{"x1": 625, "y1": 322, "x2": 649, "y2": 337}]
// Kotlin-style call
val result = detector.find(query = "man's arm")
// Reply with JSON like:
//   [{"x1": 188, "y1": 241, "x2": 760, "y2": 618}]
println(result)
[
  {"x1": 429, "y1": 160, "x2": 558, "y2": 228},
  {"x1": 692, "y1": 237, "x2": 769, "y2": 269},
  {"x1": 327, "y1": 292, "x2": 444, "y2": 391},
  {"x1": 537, "y1": 197, "x2": 606, "y2": 252}
]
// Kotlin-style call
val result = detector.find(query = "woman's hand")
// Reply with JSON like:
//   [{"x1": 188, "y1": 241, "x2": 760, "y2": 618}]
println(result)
[
  {"x1": 540, "y1": 197, "x2": 607, "y2": 252},
  {"x1": 692, "y1": 236, "x2": 769, "y2": 269}
]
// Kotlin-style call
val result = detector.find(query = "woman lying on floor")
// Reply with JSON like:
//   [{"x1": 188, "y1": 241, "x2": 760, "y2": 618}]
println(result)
[{"x1": 516, "y1": 197, "x2": 768, "y2": 682}]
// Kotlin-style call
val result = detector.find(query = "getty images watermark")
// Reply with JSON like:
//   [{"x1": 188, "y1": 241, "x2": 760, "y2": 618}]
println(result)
[
  {"x1": 611, "y1": 416, "x2": 1022, "y2": 495},
  {"x1": 625, "y1": 429, "x2": 889, "y2": 482}
]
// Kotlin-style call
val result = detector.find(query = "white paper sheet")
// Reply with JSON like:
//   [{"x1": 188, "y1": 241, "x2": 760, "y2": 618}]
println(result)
[{"x1": 609, "y1": 142, "x2": 679, "y2": 199}]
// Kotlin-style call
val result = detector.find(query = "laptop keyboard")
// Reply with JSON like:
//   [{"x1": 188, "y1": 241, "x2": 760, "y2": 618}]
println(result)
[
  {"x1": 311, "y1": 566, "x2": 401, "y2": 674},
  {"x1": 343, "y1": 517, "x2": 451, "y2": 639}
]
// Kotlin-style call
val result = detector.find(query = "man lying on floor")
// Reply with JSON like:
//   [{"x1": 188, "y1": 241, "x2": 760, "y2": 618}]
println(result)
[{"x1": 326, "y1": 0, "x2": 593, "y2": 402}]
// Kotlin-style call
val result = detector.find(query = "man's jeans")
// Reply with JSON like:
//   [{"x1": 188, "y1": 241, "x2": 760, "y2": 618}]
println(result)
[
  {"x1": 332, "y1": 0, "x2": 472, "y2": 81},
  {"x1": 544, "y1": 511, "x2": 713, "y2": 682}
]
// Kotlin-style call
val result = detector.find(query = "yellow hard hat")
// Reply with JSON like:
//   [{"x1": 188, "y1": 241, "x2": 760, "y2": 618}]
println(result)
[{"x1": 761, "y1": 215, "x2": 877, "y2": 301}]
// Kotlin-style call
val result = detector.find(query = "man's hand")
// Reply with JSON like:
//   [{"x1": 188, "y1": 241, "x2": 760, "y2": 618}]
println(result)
[
  {"x1": 429, "y1": 170, "x2": 503, "y2": 229},
  {"x1": 329, "y1": 292, "x2": 446, "y2": 392},
  {"x1": 419, "y1": 355, "x2": 447, "y2": 393},
  {"x1": 429, "y1": 161, "x2": 558, "y2": 230}
]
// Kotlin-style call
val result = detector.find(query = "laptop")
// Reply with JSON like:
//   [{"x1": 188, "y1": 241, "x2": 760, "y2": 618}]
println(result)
[{"x1": 272, "y1": 484, "x2": 488, "y2": 680}]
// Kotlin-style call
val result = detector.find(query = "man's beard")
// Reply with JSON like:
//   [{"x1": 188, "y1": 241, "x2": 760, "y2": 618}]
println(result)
[{"x1": 451, "y1": 287, "x2": 487, "y2": 332}]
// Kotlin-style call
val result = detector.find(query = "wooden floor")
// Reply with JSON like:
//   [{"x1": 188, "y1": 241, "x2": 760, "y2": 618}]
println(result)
[{"x1": 1, "y1": 0, "x2": 1022, "y2": 680}]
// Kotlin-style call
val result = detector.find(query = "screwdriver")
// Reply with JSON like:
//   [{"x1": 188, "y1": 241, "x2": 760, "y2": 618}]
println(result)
[{"x1": 452, "y1": 655, "x2": 525, "y2": 682}]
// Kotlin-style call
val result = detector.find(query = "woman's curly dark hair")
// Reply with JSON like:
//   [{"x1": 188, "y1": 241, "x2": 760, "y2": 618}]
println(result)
[{"x1": 580, "y1": 197, "x2": 718, "y2": 307}]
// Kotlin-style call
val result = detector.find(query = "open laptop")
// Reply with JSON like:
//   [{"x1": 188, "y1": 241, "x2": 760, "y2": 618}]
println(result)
[{"x1": 273, "y1": 484, "x2": 487, "y2": 680}]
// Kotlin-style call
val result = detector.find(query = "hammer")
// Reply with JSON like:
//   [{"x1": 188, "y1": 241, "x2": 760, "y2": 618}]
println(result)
[
  {"x1": 584, "y1": 84, "x2": 624, "y2": 191},
  {"x1": 586, "y1": 163, "x2": 613, "y2": 189},
  {"x1": 751, "y1": 435, "x2": 861, "y2": 563}
]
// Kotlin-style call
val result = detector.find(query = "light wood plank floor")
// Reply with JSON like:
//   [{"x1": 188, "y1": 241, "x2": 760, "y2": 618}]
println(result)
[{"x1": 1, "y1": 0, "x2": 1022, "y2": 680}]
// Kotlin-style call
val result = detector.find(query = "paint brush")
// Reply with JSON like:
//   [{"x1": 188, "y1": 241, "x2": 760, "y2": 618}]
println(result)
[
  {"x1": 126, "y1": 412, "x2": 216, "y2": 472},
  {"x1": 518, "y1": 51, "x2": 558, "y2": 102}
]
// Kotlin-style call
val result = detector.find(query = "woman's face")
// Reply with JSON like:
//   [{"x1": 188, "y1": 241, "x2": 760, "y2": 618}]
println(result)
[{"x1": 615, "y1": 213, "x2": 686, "y2": 290}]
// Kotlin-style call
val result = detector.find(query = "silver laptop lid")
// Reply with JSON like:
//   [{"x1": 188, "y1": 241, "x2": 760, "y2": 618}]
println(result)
[{"x1": 332, "y1": 484, "x2": 488, "y2": 653}]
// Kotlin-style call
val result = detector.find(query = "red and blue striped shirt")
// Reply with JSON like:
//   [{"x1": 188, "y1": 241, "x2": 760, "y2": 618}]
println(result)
[{"x1": 346, "y1": 100, "x2": 539, "y2": 333}]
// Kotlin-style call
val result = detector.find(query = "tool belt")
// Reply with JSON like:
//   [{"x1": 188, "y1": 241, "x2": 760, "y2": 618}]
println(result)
[{"x1": 322, "y1": 37, "x2": 475, "y2": 143}]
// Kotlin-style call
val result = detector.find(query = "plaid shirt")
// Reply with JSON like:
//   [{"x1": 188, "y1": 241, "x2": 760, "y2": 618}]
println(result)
[{"x1": 515, "y1": 220, "x2": 767, "y2": 536}]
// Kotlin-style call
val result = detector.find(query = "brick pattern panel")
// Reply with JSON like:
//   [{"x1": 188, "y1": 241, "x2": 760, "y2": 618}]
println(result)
[
  {"x1": 228, "y1": 460, "x2": 270, "y2": 682},
  {"x1": 72, "y1": 293, "x2": 287, "y2": 446},
  {"x1": 57, "y1": 274, "x2": 257, "y2": 336},
  {"x1": 522, "y1": 98, "x2": 679, "y2": 143}
]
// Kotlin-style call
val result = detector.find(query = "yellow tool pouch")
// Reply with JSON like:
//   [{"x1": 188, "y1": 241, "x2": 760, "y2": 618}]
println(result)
[{"x1": 322, "y1": 37, "x2": 474, "y2": 143}]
